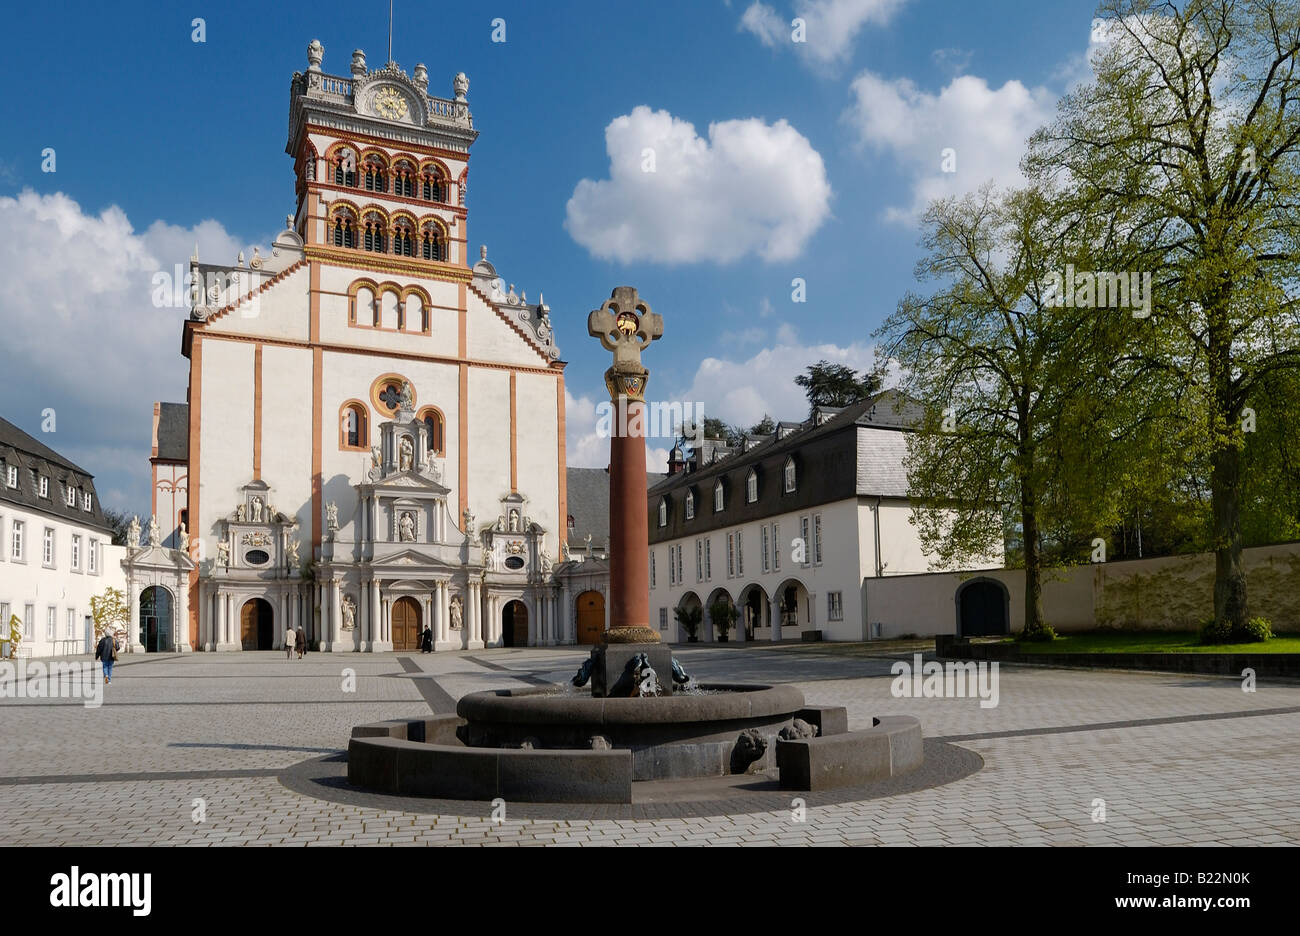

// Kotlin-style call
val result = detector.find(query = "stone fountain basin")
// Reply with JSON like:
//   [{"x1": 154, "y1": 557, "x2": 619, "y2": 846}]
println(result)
[{"x1": 456, "y1": 683, "x2": 806, "y2": 781}]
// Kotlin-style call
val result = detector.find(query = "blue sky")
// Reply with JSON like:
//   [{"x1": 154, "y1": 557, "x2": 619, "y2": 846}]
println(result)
[{"x1": 0, "y1": 0, "x2": 1100, "y2": 512}]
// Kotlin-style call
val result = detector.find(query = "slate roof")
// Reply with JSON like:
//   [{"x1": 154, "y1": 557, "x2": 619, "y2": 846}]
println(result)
[
  {"x1": 566, "y1": 466, "x2": 665, "y2": 549},
  {"x1": 155, "y1": 403, "x2": 189, "y2": 461},
  {"x1": 0, "y1": 416, "x2": 114, "y2": 533}
]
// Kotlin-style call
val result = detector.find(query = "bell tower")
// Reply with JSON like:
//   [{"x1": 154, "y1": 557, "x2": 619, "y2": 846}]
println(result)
[{"x1": 285, "y1": 40, "x2": 477, "y2": 264}]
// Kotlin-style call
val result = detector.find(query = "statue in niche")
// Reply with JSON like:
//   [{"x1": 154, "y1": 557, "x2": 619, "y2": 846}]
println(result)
[
  {"x1": 216, "y1": 537, "x2": 231, "y2": 568},
  {"x1": 127, "y1": 516, "x2": 141, "y2": 550},
  {"x1": 398, "y1": 511, "x2": 416, "y2": 542},
  {"x1": 399, "y1": 436, "x2": 414, "y2": 472},
  {"x1": 326, "y1": 502, "x2": 339, "y2": 531},
  {"x1": 236, "y1": 504, "x2": 246, "y2": 522},
  {"x1": 484, "y1": 549, "x2": 496, "y2": 572},
  {"x1": 540, "y1": 551, "x2": 553, "y2": 574},
  {"x1": 508, "y1": 508, "x2": 520, "y2": 533},
  {"x1": 341, "y1": 595, "x2": 356, "y2": 631},
  {"x1": 450, "y1": 596, "x2": 462, "y2": 629},
  {"x1": 148, "y1": 516, "x2": 161, "y2": 547},
  {"x1": 179, "y1": 522, "x2": 190, "y2": 553},
  {"x1": 286, "y1": 536, "x2": 300, "y2": 566},
  {"x1": 251, "y1": 496, "x2": 264, "y2": 523}
]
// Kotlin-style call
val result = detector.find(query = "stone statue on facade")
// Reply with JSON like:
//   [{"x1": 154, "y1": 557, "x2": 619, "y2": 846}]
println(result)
[
  {"x1": 148, "y1": 516, "x2": 161, "y2": 547},
  {"x1": 399, "y1": 436, "x2": 414, "y2": 471},
  {"x1": 341, "y1": 595, "x2": 356, "y2": 631},
  {"x1": 251, "y1": 496, "x2": 264, "y2": 523},
  {"x1": 178, "y1": 522, "x2": 190, "y2": 553},
  {"x1": 462, "y1": 508, "x2": 475, "y2": 536},
  {"x1": 398, "y1": 511, "x2": 416, "y2": 542},
  {"x1": 127, "y1": 515, "x2": 141, "y2": 550},
  {"x1": 398, "y1": 380, "x2": 414, "y2": 414},
  {"x1": 216, "y1": 537, "x2": 231, "y2": 568},
  {"x1": 508, "y1": 509, "x2": 520, "y2": 533},
  {"x1": 326, "y1": 501, "x2": 339, "y2": 531},
  {"x1": 450, "y1": 596, "x2": 463, "y2": 630},
  {"x1": 286, "y1": 536, "x2": 300, "y2": 566},
  {"x1": 236, "y1": 503, "x2": 246, "y2": 522}
]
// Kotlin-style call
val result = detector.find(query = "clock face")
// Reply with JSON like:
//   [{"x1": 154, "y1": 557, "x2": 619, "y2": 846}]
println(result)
[{"x1": 373, "y1": 86, "x2": 408, "y2": 120}]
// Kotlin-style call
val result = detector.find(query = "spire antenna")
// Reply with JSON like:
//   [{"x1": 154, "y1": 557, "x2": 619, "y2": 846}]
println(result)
[{"x1": 387, "y1": 0, "x2": 394, "y2": 64}]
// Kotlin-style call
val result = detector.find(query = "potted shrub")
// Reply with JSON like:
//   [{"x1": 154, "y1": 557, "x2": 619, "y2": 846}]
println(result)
[
  {"x1": 709, "y1": 599, "x2": 738, "y2": 643},
  {"x1": 674, "y1": 605, "x2": 702, "y2": 643}
]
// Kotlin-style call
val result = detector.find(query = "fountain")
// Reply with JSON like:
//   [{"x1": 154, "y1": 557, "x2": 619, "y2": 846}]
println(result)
[{"x1": 345, "y1": 287, "x2": 925, "y2": 804}]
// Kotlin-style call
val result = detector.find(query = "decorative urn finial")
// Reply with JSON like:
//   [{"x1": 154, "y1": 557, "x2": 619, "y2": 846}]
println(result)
[
  {"x1": 412, "y1": 63, "x2": 428, "y2": 91},
  {"x1": 351, "y1": 49, "x2": 367, "y2": 76},
  {"x1": 453, "y1": 72, "x2": 469, "y2": 102},
  {"x1": 307, "y1": 39, "x2": 324, "y2": 71}
]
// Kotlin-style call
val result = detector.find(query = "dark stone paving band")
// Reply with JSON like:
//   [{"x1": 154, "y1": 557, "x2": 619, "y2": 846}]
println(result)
[
  {"x1": 396, "y1": 656, "x2": 459, "y2": 712},
  {"x1": 276, "y1": 740, "x2": 983, "y2": 821},
  {"x1": 0, "y1": 767, "x2": 283, "y2": 786},
  {"x1": 461, "y1": 655, "x2": 555, "y2": 686},
  {"x1": 933, "y1": 704, "x2": 1300, "y2": 743}
]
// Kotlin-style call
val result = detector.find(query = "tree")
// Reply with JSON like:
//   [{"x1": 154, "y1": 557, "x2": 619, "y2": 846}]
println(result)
[
  {"x1": 750, "y1": 414, "x2": 777, "y2": 435},
  {"x1": 100, "y1": 508, "x2": 135, "y2": 547},
  {"x1": 701, "y1": 417, "x2": 730, "y2": 441},
  {"x1": 794, "y1": 361, "x2": 879, "y2": 412},
  {"x1": 90, "y1": 587, "x2": 130, "y2": 642},
  {"x1": 1026, "y1": 0, "x2": 1300, "y2": 632},
  {"x1": 875, "y1": 184, "x2": 1133, "y2": 638}
]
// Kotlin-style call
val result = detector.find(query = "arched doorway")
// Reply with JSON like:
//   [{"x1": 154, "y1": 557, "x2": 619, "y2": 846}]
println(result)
[
  {"x1": 391, "y1": 596, "x2": 422, "y2": 651},
  {"x1": 575, "y1": 591, "x2": 605, "y2": 645},
  {"x1": 502, "y1": 600, "x2": 528, "y2": 647},
  {"x1": 240, "y1": 598, "x2": 274, "y2": 651},
  {"x1": 773, "y1": 578, "x2": 810, "y2": 639},
  {"x1": 741, "y1": 586, "x2": 765, "y2": 641},
  {"x1": 139, "y1": 586, "x2": 174, "y2": 653},
  {"x1": 958, "y1": 579, "x2": 1008, "y2": 637}
]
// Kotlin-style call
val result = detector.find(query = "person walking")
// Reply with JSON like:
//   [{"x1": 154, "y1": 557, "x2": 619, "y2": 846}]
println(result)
[
  {"x1": 285, "y1": 625, "x2": 296, "y2": 660},
  {"x1": 295, "y1": 626, "x2": 306, "y2": 660},
  {"x1": 421, "y1": 625, "x2": 433, "y2": 653},
  {"x1": 94, "y1": 631, "x2": 119, "y2": 685}
]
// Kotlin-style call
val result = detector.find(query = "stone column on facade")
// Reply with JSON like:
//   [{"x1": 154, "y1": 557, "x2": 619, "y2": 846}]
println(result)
[
  {"x1": 177, "y1": 572, "x2": 191, "y2": 652},
  {"x1": 435, "y1": 581, "x2": 454, "y2": 651},
  {"x1": 486, "y1": 595, "x2": 497, "y2": 646},
  {"x1": 766, "y1": 591, "x2": 777, "y2": 642},
  {"x1": 559, "y1": 582, "x2": 572, "y2": 645},
  {"x1": 369, "y1": 579, "x2": 384, "y2": 651},
  {"x1": 127, "y1": 579, "x2": 143, "y2": 653},
  {"x1": 466, "y1": 581, "x2": 484, "y2": 650},
  {"x1": 330, "y1": 578, "x2": 344, "y2": 652}
]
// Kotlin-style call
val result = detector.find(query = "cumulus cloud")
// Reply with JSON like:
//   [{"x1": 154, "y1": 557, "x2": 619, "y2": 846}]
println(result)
[
  {"x1": 739, "y1": 0, "x2": 908, "y2": 68},
  {"x1": 565, "y1": 389, "x2": 671, "y2": 473},
  {"x1": 564, "y1": 106, "x2": 832, "y2": 264},
  {"x1": 0, "y1": 189, "x2": 247, "y2": 510},
  {"x1": 844, "y1": 71, "x2": 1056, "y2": 222}
]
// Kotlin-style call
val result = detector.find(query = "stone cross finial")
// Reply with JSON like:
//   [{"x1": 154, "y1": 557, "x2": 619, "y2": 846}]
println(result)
[{"x1": 588, "y1": 286, "x2": 663, "y2": 400}]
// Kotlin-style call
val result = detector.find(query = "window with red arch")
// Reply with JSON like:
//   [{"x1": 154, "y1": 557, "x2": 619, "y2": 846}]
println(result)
[
  {"x1": 340, "y1": 401, "x2": 369, "y2": 451},
  {"x1": 417, "y1": 406, "x2": 446, "y2": 456}
]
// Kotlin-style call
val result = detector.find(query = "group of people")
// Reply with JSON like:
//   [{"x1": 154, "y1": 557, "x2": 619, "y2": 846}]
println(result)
[{"x1": 285, "y1": 626, "x2": 308, "y2": 659}]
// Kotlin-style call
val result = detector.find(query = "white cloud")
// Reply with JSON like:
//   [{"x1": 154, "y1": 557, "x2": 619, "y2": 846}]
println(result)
[
  {"x1": 681, "y1": 327, "x2": 879, "y2": 427},
  {"x1": 564, "y1": 106, "x2": 832, "y2": 264},
  {"x1": 844, "y1": 71, "x2": 1056, "y2": 222},
  {"x1": 0, "y1": 189, "x2": 247, "y2": 510},
  {"x1": 565, "y1": 389, "x2": 672, "y2": 473},
  {"x1": 739, "y1": 0, "x2": 908, "y2": 68}
]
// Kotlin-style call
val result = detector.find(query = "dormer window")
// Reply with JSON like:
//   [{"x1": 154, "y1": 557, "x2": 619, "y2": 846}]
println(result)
[
  {"x1": 684, "y1": 489, "x2": 695, "y2": 520},
  {"x1": 83, "y1": 492, "x2": 92, "y2": 511},
  {"x1": 746, "y1": 469, "x2": 758, "y2": 504},
  {"x1": 38, "y1": 476, "x2": 48, "y2": 498},
  {"x1": 713, "y1": 480, "x2": 725, "y2": 513},
  {"x1": 658, "y1": 498, "x2": 668, "y2": 528},
  {"x1": 5, "y1": 465, "x2": 15, "y2": 488},
  {"x1": 784, "y1": 457, "x2": 797, "y2": 493},
  {"x1": 65, "y1": 485, "x2": 77, "y2": 507}
]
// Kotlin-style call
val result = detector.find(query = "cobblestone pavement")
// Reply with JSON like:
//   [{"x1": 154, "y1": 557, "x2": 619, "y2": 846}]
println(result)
[{"x1": 2, "y1": 646, "x2": 1297, "y2": 846}]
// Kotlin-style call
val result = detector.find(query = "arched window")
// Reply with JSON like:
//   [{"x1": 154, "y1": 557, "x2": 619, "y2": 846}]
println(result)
[
  {"x1": 658, "y1": 498, "x2": 668, "y2": 528},
  {"x1": 364, "y1": 157, "x2": 387, "y2": 193},
  {"x1": 334, "y1": 148, "x2": 357, "y2": 187},
  {"x1": 362, "y1": 213, "x2": 387, "y2": 253},
  {"x1": 339, "y1": 402, "x2": 368, "y2": 450},
  {"x1": 393, "y1": 221, "x2": 415, "y2": 257},
  {"x1": 713, "y1": 480, "x2": 725, "y2": 513},
  {"x1": 746, "y1": 469, "x2": 758, "y2": 504},
  {"x1": 422, "y1": 170, "x2": 444, "y2": 202},
  {"x1": 783, "y1": 457, "x2": 797, "y2": 493},
  {"x1": 332, "y1": 210, "x2": 356, "y2": 248},
  {"x1": 684, "y1": 489, "x2": 695, "y2": 520},
  {"x1": 393, "y1": 161, "x2": 415, "y2": 198},
  {"x1": 421, "y1": 224, "x2": 443, "y2": 261},
  {"x1": 418, "y1": 407, "x2": 446, "y2": 456}
]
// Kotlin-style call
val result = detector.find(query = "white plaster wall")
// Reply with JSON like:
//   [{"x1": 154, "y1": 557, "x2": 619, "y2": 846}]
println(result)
[
  {"x1": 202, "y1": 266, "x2": 310, "y2": 342},
  {"x1": 196, "y1": 339, "x2": 256, "y2": 553},
  {"x1": 0, "y1": 506, "x2": 126, "y2": 657},
  {"x1": 514, "y1": 371, "x2": 560, "y2": 555},
  {"x1": 154, "y1": 463, "x2": 188, "y2": 548},
  {"x1": 259, "y1": 344, "x2": 315, "y2": 540},
  {"x1": 466, "y1": 367, "x2": 511, "y2": 527},
  {"x1": 465, "y1": 288, "x2": 551, "y2": 368}
]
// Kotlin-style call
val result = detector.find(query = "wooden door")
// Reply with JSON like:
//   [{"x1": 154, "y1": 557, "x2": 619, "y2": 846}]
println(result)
[
  {"x1": 240, "y1": 602, "x2": 258, "y2": 650},
  {"x1": 392, "y1": 596, "x2": 421, "y2": 651},
  {"x1": 503, "y1": 601, "x2": 528, "y2": 647},
  {"x1": 576, "y1": 591, "x2": 604, "y2": 645}
]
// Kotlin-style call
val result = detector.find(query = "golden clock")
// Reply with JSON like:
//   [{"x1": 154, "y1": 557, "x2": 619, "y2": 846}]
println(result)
[{"x1": 373, "y1": 86, "x2": 408, "y2": 120}]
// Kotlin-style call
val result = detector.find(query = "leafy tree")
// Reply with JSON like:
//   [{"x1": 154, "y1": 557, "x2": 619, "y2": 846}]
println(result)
[
  {"x1": 750, "y1": 414, "x2": 777, "y2": 435},
  {"x1": 875, "y1": 184, "x2": 1134, "y2": 637},
  {"x1": 90, "y1": 587, "x2": 131, "y2": 642},
  {"x1": 1026, "y1": 0, "x2": 1300, "y2": 632},
  {"x1": 100, "y1": 508, "x2": 138, "y2": 547},
  {"x1": 701, "y1": 417, "x2": 730, "y2": 440},
  {"x1": 794, "y1": 361, "x2": 879, "y2": 412}
]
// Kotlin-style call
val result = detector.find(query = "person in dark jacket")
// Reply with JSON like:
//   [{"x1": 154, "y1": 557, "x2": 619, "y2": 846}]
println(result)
[
  {"x1": 295, "y1": 626, "x2": 306, "y2": 659},
  {"x1": 94, "y1": 632, "x2": 119, "y2": 684},
  {"x1": 421, "y1": 626, "x2": 433, "y2": 653}
]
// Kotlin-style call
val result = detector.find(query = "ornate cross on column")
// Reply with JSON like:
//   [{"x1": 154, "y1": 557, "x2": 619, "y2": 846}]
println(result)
[{"x1": 587, "y1": 286, "x2": 663, "y2": 403}]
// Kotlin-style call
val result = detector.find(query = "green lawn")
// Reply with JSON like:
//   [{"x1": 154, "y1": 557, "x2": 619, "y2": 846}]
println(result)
[{"x1": 1005, "y1": 631, "x2": 1300, "y2": 654}]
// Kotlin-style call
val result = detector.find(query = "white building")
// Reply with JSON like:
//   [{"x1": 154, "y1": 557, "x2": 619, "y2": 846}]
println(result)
[
  {"x1": 647, "y1": 391, "x2": 1004, "y2": 643},
  {"x1": 124, "y1": 41, "x2": 571, "y2": 652},
  {"x1": 0, "y1": 417, "x2": 126, "y2": 657}
]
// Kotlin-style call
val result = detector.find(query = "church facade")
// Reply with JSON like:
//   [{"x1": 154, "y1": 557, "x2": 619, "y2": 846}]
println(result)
[{"x1": 129, "y1": 41, "x2": 570, "y2": 652}]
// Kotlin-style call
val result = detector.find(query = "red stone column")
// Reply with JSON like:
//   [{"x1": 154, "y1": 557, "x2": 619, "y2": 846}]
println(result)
[{"x1": 608, "y1": 395, "x2": 649, "y2": 633}]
